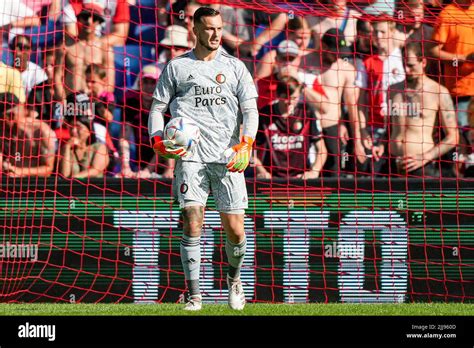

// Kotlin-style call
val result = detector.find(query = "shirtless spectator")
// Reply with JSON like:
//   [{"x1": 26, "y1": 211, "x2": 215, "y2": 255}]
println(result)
[
  {"x1": 255, "y1": 76, "x2": 327, "y2": 179},
  {"x1": 54, "y1": 1, "x2": 115, "y2": 100},
  {"x1": 63, "y1": 0, "x2": 130, "y2": 47},
  {"x1": 429, "y1": 0, "x2": 474, "y2": 128},
  {"x1": 0, "y1": 92, "x2": 56, "y2": 178},
  {"x1": 305, "y1": 28, "x2": 359, "y2": 177},
  {"x1": 388, "y1": 41, "x2": 458, "y2": 177},
  {"x1": 356, "y1": 15, "x2": 405, "y2": 176},
  {"x1": 306, "y1": 0, "x2": 360, "y2": 52}
]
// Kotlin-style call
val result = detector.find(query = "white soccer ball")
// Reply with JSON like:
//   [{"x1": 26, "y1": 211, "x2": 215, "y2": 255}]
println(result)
[{"x1": 163, "y1": 117, "x2": 201, "y2": 155}]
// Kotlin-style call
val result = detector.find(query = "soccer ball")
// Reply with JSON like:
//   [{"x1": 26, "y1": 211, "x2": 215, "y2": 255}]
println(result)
[{"x1": 163, "y1": 117, "x2": 201, "y2": 155}]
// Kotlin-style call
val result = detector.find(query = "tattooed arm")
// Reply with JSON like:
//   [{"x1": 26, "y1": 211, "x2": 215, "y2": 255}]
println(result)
[{"x1": 425, "y1": 87, "x2": 459, "y2": 161}]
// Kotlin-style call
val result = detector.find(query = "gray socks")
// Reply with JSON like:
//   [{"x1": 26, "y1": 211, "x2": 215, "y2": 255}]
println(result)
[
  {"x1": 181, "y1": 235, "x2": 247, "y2": 295},
  {"x1": 180, "y1": 235, "x2": 201, "y2": 297},
  {"x1": 225, "y1": 237, "x2": 247, "y2": 280}
]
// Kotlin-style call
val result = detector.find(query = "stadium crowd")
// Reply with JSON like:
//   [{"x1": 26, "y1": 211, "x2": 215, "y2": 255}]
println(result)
[{"x1": 0, "y1": 0, "x2": 473, "y2": 179}]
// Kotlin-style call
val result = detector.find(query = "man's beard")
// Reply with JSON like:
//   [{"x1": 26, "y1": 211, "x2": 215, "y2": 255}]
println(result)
[
  {"x1": 406, "y1": 75, "x2": 417, "y2": 84},
  {"x1": 198, "y1": 36, "x2": 218, "y2": 51},
  {"x1": 356, "y1": 41, "x2": 373, "y2": 55}
]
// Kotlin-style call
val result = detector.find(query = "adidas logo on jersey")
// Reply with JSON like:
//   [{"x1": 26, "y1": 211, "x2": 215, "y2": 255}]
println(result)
[{"x1": 187, "y1": 74, "x2": 194, "y2": 81}]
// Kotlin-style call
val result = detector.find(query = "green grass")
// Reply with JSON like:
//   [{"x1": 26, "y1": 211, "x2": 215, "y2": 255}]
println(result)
[{"x1": 1, "y1": 303, "x2": 473, "y2": 316}]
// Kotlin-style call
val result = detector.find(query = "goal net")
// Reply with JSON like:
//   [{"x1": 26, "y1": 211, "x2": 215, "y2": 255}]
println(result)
[{"x1": 0, "y1": 0, "x2": 473, "y2": 303}]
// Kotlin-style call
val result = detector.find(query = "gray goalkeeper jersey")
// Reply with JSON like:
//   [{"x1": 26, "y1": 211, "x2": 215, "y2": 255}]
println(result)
[{"x1": 152, "y1": 47, "x2": 258, "y2": 164}]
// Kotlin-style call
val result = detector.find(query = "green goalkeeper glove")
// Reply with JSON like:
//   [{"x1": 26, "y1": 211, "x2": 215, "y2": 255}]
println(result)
[{"x1": 225, "y1": 136, "x2": 254, "y2": 173}]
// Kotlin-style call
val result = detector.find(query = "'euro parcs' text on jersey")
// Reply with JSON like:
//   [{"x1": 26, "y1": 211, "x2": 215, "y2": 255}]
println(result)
[{"x1": 152, "y1": 48, "x2": 258, "y2": 163}]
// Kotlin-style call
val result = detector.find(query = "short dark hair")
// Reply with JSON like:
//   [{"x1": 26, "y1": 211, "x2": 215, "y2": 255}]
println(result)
[
  {"x1": 402, "y1": 41, "x2": 424, "y2": 61},
  {"x1": 0, "y1": 92, "x2": 20, "y2": 117},
  {"x1": 276, "y1": 76, "x2": 302, "y2": 98},
  {"x1": 85, "y1": 64, "x2": 107, "y2": 79},
  {"x1": 193, "y1": 6, "x2": 220, "y2": 25},
  {"x1": 9, "y1": 34, "x2": 32, "y2": 51},
  {"x1": 356, "y1": 17, "x2": 371, "y2": 34}
]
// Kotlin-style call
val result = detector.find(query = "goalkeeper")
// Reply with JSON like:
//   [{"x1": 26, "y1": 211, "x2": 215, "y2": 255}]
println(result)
[{"x1": 148, "y1": 6, "x2": 259, "y2": 311}]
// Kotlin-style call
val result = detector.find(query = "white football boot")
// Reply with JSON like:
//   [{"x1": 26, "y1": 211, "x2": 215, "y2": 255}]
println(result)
[
  {"x1": 183, "y1": 295, "x2": 202, "y2": 311},
  {"x1": 227, "y1": 275, "x2": 246, "y2": 310}
]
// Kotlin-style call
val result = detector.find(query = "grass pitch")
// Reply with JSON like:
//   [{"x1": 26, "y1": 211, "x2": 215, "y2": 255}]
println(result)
[{"x1": 1, "y1": 303, "x2": 473, "y2": 316}]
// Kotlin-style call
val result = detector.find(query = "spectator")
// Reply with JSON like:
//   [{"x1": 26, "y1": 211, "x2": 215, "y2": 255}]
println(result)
[
  {"x1": 254, "y1": 76, "x2": 327, "y2": 179},
  {"x1": 54, "y1": 1, "x2": 115, "y2": 101},
  {"x1": 59, "y1": 92, "x2": 117, "y2": 158},
  {"x1": 60, "y1": 115, "x2": 109, "y2": 178},
  {"x1": 85, "y1": 64, "x2": 114, "y2": 126},
  {"x1": 63, "y1": 0, "x2": 130, "y2": 47},
  {"x1": 256, "y1": 17, "x2": 311, "y2": 81},
  {"x1": 463, "y1": 98, "x2": 474, "y2": 177},
  {"x1": 256, "y1": 40, "x2": 300, "y2": 109},
  {"x1": 242, "y1": 10, "x2": 289, "y2": 58},
  {"x1": 356, "y1": 15, "x2": 405, "y2": 176},
  {"x1": 305, "y1": 28, "x2": 359, "y2": 177},
  {"x1": 394, "y1": 0, "x2": 438, "y2": 78},
  {"x1": 0, "y1": 25, "x2": 25, "y2": 104},
  {"x1": 394, "y1": 0, "x2": 433, "y2": 49},
  {"x1": 27, "y1": 48, "x2": 58, "y2": 126},
  {"x1": 0, "y1": 92, "x2": 56, "y2": 177},
  {"x1": 256, "y1": 40, "x2": 329, "y2": 112},
  {"x1": 183, "y1": 1, "x2": 201, "y2": 47},
  {"x1": 429, "y1": 0, "x2": 474, "y2": 128},
  {"x1": 387, "y1": 41, "x2": 458, "y2": 177},
  {"x1": 182, "y1": 3, "x2": 288, "y2": 60},
  {"x1": 119, "y1": 64, "x2": 171, "y2": 178},
  {"x1": 157, "y1": 25, "x2": 192, "y2": 64},
  {"x1": 10, "y1": 34, "x2": 48, "y2": 95},
  {"x1": 219, "y1": 5, "x2": 252, "y2": 60},
  {"x1": 53, "y1": 92, "x2": 113, "y2": 153},
  {"x1": 306, "y1": 0, "x2": 361, "y2": 52},
  {"x1": 351, "y1": 19, "x2": 375, "y2": 167}
]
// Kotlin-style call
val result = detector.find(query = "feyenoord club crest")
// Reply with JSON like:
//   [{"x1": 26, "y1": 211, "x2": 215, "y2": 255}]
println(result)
[
  {"x1": 216, "y1": 73, "x2": 226, "y2": 84},
  {"x1": 293, "y1": 121, "x2": 303, "y2": 132}
]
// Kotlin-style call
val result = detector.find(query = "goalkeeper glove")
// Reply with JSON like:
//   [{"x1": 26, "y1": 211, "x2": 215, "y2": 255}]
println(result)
[
  {"x1": 152, "y1": 136, "x2": 187, "y2": 160},
  {"x1": 226, "y1": 136, "x2": 254, "y2": 173}
]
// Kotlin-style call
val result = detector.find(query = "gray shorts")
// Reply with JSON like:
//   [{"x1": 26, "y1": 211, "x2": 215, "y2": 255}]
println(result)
[{"x1": 173, "y1": 161, "x2": 248, "y2": 213}]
